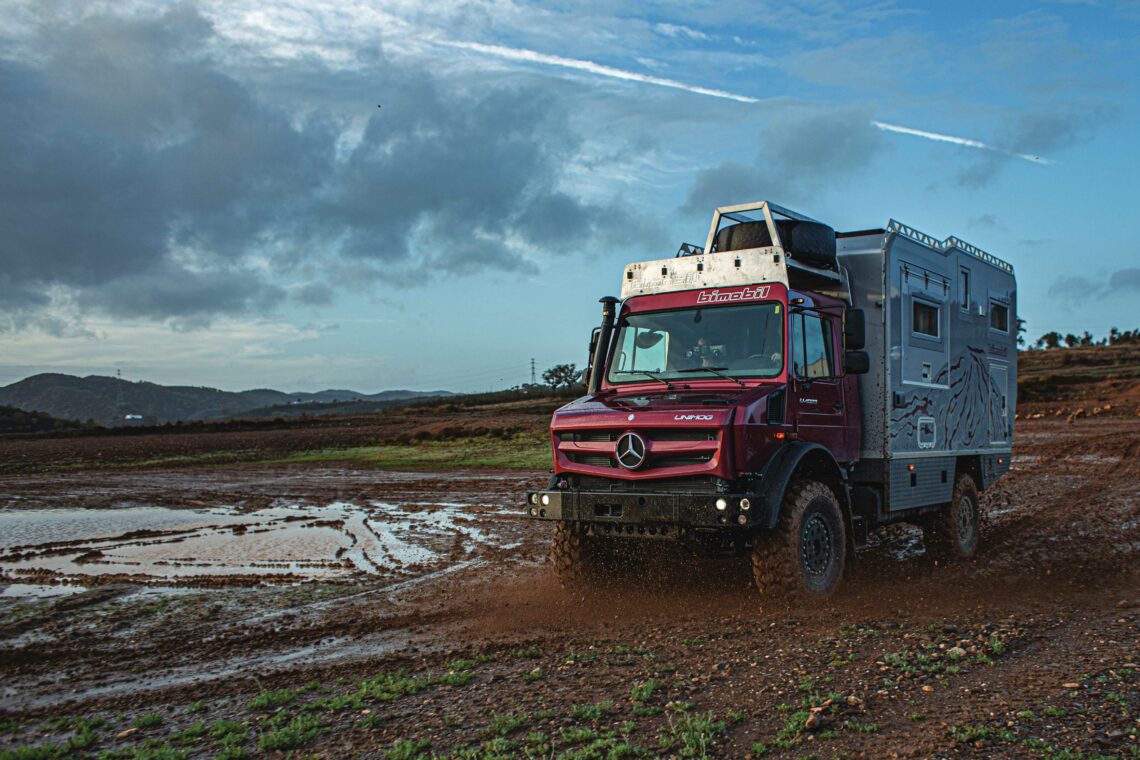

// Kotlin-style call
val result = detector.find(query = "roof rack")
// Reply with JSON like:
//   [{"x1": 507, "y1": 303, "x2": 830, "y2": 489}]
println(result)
[{"x1": 887, "y1": 220, "x2": 1013, "y2": 273}]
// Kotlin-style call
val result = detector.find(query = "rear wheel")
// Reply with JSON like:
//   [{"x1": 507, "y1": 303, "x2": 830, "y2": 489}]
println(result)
[
  {"x1": 925, "y1": 474, "x2": 980, "y2": 561},
  {"x1": 752, "y1": 480, "x2": 847, "y2": 598}
]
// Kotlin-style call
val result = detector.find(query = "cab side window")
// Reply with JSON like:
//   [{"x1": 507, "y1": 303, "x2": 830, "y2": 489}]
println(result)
[{"x1": 791, "y1": 313, "x2": 834, "y2": 378}]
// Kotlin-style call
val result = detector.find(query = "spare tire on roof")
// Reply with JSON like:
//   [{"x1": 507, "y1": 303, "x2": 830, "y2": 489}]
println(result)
[{"x1": 714, "y1": 219, "x2": 837, "y2": 270}]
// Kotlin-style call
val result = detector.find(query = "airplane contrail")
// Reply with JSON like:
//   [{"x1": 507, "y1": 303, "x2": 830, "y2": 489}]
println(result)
[
  {"x1": 437, "y1": 39, "x2": 761, "y2": 104},
  {"x1": 440, "y1": 39, "x2": 1051, "y2": 165},
  {"x1": 872, "y1": 121, "x2": 1051, "y2": 165}
]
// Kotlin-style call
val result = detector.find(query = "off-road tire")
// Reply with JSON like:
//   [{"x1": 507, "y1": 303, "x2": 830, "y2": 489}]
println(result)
[
  {"x1": 925, "y1": 474, "x2": 980, "y2": 561},
  {"x1": 550, "y1": 521, "x2": 593, "y2": 585},
  {"x1": 714, "y1": 220, "x2": 837, "y2": 269},
  {"x1": 751, "y1": 480, "x2": 847, "y2": 598}
]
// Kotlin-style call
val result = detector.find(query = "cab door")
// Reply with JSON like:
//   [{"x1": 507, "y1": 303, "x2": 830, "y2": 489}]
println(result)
[{"x1": 790, "y1": 311, "x2": 847, "y2": 455}]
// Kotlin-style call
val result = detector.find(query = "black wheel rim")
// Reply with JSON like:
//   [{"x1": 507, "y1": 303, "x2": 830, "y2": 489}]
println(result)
[
  {"x1": 956, "y1": 496, "x2": 976, "y2": 545},
  {"x1": 800, "y1": 513, "x2": 833, "y2": 578}
]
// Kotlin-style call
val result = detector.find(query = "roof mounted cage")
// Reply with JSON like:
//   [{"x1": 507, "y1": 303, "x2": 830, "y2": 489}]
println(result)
[{"x1": 887, "y1": 220, "x2": 1014, "y2": 273}]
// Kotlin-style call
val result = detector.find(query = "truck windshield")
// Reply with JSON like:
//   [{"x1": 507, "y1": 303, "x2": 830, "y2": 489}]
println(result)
[{"x1": 606, "y1": 302, "x2": 784, "y2": 385}]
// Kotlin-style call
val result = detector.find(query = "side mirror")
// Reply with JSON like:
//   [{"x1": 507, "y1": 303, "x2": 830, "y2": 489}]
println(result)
[
  {"x1": 844, "y1": 309, "x2": 866, "y2": 350},
  {"x1": 844, "y1": 350, "x2": 870, "y2": 375}
]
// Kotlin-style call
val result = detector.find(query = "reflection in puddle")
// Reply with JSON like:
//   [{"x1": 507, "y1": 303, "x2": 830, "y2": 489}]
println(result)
[
  {"x1": 0, "y1": 583, "x2": 86, "y2": 599},
  {"x1": 0, "y1": 499, "x2": 515, "y2": 587}
]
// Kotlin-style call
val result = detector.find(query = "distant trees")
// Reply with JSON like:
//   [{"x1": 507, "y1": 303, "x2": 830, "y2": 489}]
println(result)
[
  {"x1": 542, "y1": 364, "x2": 581, "y2": 389},
  {"x1": 1032, "y1": 327, "x2": 1138, "y2": 349}
]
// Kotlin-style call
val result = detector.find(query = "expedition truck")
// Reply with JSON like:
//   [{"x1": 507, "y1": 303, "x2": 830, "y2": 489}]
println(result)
[{"x1": 525, "y1": 201, "x2": 1017, "y2": 597}]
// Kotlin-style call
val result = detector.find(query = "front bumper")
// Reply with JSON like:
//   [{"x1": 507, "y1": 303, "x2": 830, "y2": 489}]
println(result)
[{"x1": 524, "y1": 489, "x2": 757, "y2": 529}]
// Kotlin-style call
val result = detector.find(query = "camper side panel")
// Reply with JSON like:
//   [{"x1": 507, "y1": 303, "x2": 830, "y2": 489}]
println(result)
[{"x1": 884, "y1": 236, "x2": 1015, "y2": 510}]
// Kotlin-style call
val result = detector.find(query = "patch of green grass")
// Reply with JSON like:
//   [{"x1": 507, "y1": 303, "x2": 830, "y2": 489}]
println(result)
[
  {"x1": 171, "y1": 721, "x2": 206, "y2": 746},
  {"x1": 1042, "y1": 706, "x2": 1067, "y2": 718},
  {"x1": 275, "y1": 433, "x2": 548, "y2": 471},
  {"x1": 906, "y1": 711, "x2": 925, "y2": 721},
  {"x1": 772, "y1": 710, "x2": 809, "y2": 750},
  {"x1": 511, "y1": 646, "x2": 541, "y2": 659},
  {"x1": 750, "y1": 742, "x2": 769, "y2": 756},
  {"x1": 185, "y1": 701, "x2": 205, "y2": 715},
  {"x1": 257, "y1": 713, "x2": 323, "y2": 752},
  {"x1": 560, "y1": 727, "x2": 597, "y2": 744},
  {"x1": 132, "y1": 712, "x2": 164, "y2": 729},
  {"x1": 488, "y1": 712, "x2": 530, "y2": 737},
  {"x1": 630, "y1": 679, "x2": 660, "y2": 703},
  {"x1": 246, "y1": 687, "x2": 298, "y2": 711},
  {"x1": 680, "y1": 637, "x2": 708, "y2": 646},
  {"x1": 726, "y1": 710, "x2": 746, "y2": 725},
  {"x1": 0, "y1": 744, "x2": 68, "y2": 760},
  {"x1": 1016, "y1": 710, "x2": 1036, "y2": 720},
  {"x1": 571, "y1": 700, "x2": 613, "y2": 721},
  {"x1": 843, "y1": 720, "x2": 879, "y2": 734},
  {"x1": 657, "y1": 712, "x2": 725, "y2": 758},
  {"x1": 385, "y1": 737, "x2": 431, "y2": 760},
  {"x1": 358, "y1": 670, "x2": 435, "y2": 701},
  {"x1": 208, "y1": 719, "x2": 248, "y2": 748},
  {"x1": 306, "y1": 693, "x2": 366, "y2": 712},
  {"x1": 521, "y1": 668, "x2": 545, "y2": 682}
]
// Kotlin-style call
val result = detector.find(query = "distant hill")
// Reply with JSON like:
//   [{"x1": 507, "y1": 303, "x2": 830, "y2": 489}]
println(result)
[
  {"x1": 0, "y1": 404, "x2": 98, "y2": 435},
  {"x1": 0, "y1": 373, "x2": 453, "y2": 426}
]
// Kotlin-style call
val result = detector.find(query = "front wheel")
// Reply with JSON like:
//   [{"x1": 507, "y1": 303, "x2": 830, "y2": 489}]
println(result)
[
  {"x1": 924, "y1": 474, "x2": 980, "y2": 561},
  {"x1": 549, "y1": 521, "x2": 593, "y2": 585},
  {"x1": 752, "y1": 480, "x2": 847, "y2": 598}
]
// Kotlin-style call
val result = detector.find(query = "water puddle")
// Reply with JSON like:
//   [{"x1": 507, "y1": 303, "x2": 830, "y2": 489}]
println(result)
[{"x1": 0, "y1": 498, "x2": 515, "y2": 587}]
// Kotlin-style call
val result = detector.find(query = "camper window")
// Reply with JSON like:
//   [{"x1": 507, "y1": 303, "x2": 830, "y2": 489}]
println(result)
[
  {"x1": 959, "y1": 267, "x2": 971, "y2": 311},
  {"x1": 990, "y1": 302, "x2": 1009, "y2": 332},
  {"x1": 912, "y1": 300, "x2": 940, "y2": 339}
]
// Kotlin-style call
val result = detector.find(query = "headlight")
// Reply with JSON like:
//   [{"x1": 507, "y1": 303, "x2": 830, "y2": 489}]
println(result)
[
  {"x1": 541, "y1": 494, "x2": 551, "y2": 506},
  {"x1": 530, "y1": 493, "x2": 540, "y2": 505},
  {"x1": 740, "y1": 498, "x2": 751, "y2": 511},
  {"x1": 715, "y1": 498, "x2": 728, "y2": 511}
]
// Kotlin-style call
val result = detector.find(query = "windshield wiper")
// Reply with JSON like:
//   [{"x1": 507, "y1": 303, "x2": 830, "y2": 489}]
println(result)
[
  {"x1": 615, "y1": 370, "x2": 675, "y2": 389},
  {"x1": 676, "y1": 366, "x2": 746, "y2": 388}
]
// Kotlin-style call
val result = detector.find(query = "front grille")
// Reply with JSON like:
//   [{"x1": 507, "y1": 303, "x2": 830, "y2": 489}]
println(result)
[
  {"x1": 653, "y1": 453, "x2": 714, "y2": 468},
  {"x1": 558, "y1": 428, "x2": 717, "y2": 443},
  {"x1": 569, "y1": 453, "x2": 615, "y2": 467}
]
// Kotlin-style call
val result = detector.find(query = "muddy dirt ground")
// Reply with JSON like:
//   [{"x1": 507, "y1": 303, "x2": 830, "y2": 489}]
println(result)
[{"x1": 0, "y1": 418, "x2": 1137, "y2": 759}]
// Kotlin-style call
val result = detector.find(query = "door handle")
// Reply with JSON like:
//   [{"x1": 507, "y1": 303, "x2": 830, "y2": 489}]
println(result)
[{"x1": 833, "y1": 402, "x2": 844, "y2": 410}]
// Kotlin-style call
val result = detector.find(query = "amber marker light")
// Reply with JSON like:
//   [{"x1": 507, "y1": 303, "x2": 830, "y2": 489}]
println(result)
[
  {"x1": 907, "y1": 464, "x2": 915, "y2": 471},
  {"x1": 773, "y1": 432, "x2": 786, "y2": 440}
]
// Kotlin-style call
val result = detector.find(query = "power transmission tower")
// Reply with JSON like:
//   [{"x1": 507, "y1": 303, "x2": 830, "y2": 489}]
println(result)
[
  {"x1": 531, "y1": 358, "x2": 536, "y2": 385},
  {"x1": 115, "y1": 369, "x2": 124, "y2": 416}
]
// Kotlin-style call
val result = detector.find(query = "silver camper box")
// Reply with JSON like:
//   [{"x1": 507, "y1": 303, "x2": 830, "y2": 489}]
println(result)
[{"x1": 838, "y1": 221, "x2": 1016, "y2": 512}]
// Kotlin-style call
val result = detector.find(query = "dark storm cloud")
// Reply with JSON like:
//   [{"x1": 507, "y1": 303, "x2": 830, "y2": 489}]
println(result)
[
  {"x1": 1047, "y1": 267, "x2": 1140, "y2": 304},
  {"x1": 683, "y1": 107, "x2": 885, "y2": 212},
  {"x1": 0, "y1": 4, "x2": 646, "y2": 326}
]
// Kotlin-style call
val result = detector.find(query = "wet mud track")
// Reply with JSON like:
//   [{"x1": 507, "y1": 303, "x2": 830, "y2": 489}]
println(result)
[{"x1": 0, "y1": 420, "x2": 1137, "y2": 758}]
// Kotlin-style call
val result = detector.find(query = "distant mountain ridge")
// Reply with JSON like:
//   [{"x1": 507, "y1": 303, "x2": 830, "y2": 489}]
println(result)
[{"x1": 0, "y1": 373, "x2": 453, "y2": 426}]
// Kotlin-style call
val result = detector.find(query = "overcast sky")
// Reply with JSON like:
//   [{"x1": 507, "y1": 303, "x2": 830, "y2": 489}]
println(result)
[{"x1": 1, "y1": 0, "x2": 1138, "y2": 392}]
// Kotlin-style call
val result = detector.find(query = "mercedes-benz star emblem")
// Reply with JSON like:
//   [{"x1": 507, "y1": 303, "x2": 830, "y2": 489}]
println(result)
[{"x1": 615, "y1": 432, "x2": 647, "y2": 470}]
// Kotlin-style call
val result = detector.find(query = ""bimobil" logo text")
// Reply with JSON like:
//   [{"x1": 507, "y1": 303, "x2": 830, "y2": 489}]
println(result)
[{"x1": 696, "y1": 285, "x2": 771, "y2": 304}]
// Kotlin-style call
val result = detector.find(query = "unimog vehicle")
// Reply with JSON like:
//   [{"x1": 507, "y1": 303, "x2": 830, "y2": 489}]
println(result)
[{"x1": 525, "y1": 201, "x2": 1017, "y2": 596}]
